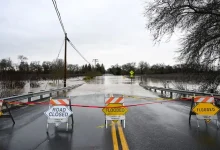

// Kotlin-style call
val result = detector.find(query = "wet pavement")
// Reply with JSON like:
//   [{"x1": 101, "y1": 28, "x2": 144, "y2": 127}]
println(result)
[{"x1": 0, "y1": 75, "x2": 220, "y2": 150}]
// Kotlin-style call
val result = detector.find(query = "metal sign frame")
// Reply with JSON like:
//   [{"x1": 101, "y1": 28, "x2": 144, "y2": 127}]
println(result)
[
  {"x1": 189, "y1": 96, "x2": 219, "y2": 128},
  {"x1": 0, "y1": 100, "x2": 15, "y2": 124},
  {"x1": 103, "y1": 94, "x2": 126, "y2": 129},
  {"x1": 46, "y1": 97, "x2": 74, "y2": 132}
]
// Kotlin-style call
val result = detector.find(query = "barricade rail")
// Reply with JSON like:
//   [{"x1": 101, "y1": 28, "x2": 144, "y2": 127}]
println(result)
[
  {"x1": 140, "y1": 83, "x2": 220, "y2": 97},
  {"x1": 0, "y1": 84, "x2": 83, "y2": 124},
  {"x1": 1, "y1": 84, "x2": 83, "y2": 102}
]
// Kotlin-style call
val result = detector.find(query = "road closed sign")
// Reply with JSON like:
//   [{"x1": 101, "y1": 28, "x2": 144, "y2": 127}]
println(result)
[
  {"x1": 44, "y1": 105, "x2": 73, "y2": 119},
  {"x1": 192, "y1": 103, "x2": 220, "y2": 116}
]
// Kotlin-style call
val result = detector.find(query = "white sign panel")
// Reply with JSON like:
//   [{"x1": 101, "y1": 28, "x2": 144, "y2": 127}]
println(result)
[
  {"x1": 44, "y1": 106, "x2": 73, "y2": 119},
  {"x1": 106, "y1": 115, "x2": 125, "y2": 120},
  {"x1": 196, "y1": 115, "x2": 218, "y2": 120}
]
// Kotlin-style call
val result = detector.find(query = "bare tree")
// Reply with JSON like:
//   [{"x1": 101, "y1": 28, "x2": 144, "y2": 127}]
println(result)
[{"x1": 145, "y1": 0, "x2": 220, "y2": 65}]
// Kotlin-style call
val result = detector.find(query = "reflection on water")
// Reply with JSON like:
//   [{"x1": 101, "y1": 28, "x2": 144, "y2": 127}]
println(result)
[
  {"x1": 67, "y1": 75, "x2": 159, "y2": 98},
  {"x1": 139, "y1": 76, "x2": 200, "y2": 91},
  {"x1": 87, "y1": 75, "x2": 140, "y2": 85},
  {"x1": 86, "y1": 75, "x2": 199, "y2": 91},
  {"x1": 81, "y1": 75, "x2": 202, "y2": 99}
]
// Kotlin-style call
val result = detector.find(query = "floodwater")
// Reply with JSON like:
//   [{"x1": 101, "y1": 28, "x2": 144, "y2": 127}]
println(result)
[
  {"x1": 138, "y1": 76, "x2": 200, "y2": 91},
  {"x1": 0, "y1": 74, "x2": 204, "y2": 98},
  {"x1": 0, "y1": 77, "x2": 85, "y2": 98},
  {"x1": 67, "y1": 75, "x2": 158, "y2": 98}
]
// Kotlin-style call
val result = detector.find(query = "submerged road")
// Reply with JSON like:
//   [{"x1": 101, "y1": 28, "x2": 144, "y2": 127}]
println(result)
[{"x1": 0, "y1": 75, "x2": 220, "y2": 150}]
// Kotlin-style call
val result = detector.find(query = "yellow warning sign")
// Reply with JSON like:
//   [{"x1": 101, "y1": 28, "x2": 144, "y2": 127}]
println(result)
[
  {"x1": 192, "y1": 103, "x2": 220, "y2": 115},
  {"x1": 102, "y1": 103, "x2": 128, "y2": 116},
  {"x1": 130, "y1": 70, "x2": 134, "y2": 75},
  {"x1": 0, "y1": 111, "x2": 3, "y2": 116}
]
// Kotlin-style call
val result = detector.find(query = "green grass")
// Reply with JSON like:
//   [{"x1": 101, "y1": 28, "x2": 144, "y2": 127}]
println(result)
[{"x1": 83, "y1": 71, "x2": 102, "y2": 81}]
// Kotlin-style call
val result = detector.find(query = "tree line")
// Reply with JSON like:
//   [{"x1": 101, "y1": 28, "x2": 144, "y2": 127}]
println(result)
[
  {"x1": 106, "y1": 61, "x2": 220, "y2": 75},
  {"x1": 0, "y1": 55, "x2": 105, "y2": 81}
]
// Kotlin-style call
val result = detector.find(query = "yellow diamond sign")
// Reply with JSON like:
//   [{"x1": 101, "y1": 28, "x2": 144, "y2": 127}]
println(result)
[
  {"x1": 192, "y1": 103, "x2": 220, "y2": 115},
  {"x1": 130, "y1": 70, "x2": 134, "y2": 75},
  {"x1": 102, "y1": 103, "x2": 128, "y2": 116}
]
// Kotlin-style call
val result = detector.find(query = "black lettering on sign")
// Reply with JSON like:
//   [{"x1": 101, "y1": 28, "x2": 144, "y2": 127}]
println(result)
[
  {"x1": 49, "y1": 107, "x2": 69, "y2": 117},
  {"x1": 197, "y1": 108, "x2": 215, "y2": 112},
  {"x1": 106, "y1": 108, "x2": 125, "y2": 112},
  {"x1": 49, "y1": 112, "x2": 68, "y2": 117}
]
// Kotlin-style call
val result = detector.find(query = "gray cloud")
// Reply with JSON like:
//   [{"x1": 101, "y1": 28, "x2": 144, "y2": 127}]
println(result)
[{"x1": 0, "y1": 0, "x2": 180, "y2": 69}]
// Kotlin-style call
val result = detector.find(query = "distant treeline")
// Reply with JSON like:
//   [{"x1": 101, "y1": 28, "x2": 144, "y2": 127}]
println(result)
[
  {"x1": 106, "y1": 61, "x2": 220, "y2": 75},
  {"x1": 0, "y1": 55, "x2": 105, "y2": 81}
]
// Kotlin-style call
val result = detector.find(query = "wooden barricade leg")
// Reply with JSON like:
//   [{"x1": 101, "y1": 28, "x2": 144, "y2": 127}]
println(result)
[
  {"x1": 0, "y1": 101, "x2": 15, "y2": 125},
  {"x1": 104, "y1": 95, "x2": 108, "y2": 128},
  {"x1": 5, "y1": 102, "x2": 15, "y2": 124},
  {"x1": 189, "y1": 97, "x2": 195, "y2": 125},
  {"x1": 122, "y1": 95, "x2": 125, "y2": 128},
  {"x1": 46, "y1": 97, "x2": 52, "y2": 133},
  {"x1": 69, "y1": 97, "x2": 74, "y2": 130}
]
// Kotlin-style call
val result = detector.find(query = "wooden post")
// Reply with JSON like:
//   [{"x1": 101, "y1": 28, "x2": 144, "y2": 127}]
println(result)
[
  {"x1": 28, "y1": 92, "x2": 33, "y2": 102},
  {"x1": 40, "y1": 90, "x2": 44, "y2": 99},
  {"x1": 170, "y1": 92, "x2": 173, "y2": 99}
]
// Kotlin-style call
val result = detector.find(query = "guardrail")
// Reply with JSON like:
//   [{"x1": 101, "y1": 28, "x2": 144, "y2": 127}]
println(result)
[
  {"x1": 1, "y1": 84, "x2": 84, "y2": 102},
  {"x1": 140, "y1": 83, "x2": 220, "y2": 98}
]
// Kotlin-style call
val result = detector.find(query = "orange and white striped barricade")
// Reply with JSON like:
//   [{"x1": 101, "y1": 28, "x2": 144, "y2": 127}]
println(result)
[
  {"x1": 44, "y1": 97, "x2": 74, "y2": 132},
  {"x1": 103, "y1": 94, "x2": 126, "y2": 128},
  {"x1": 189, "y1": 95, "x2": 219, "y2": 128},
  {"x1": 0, "y1": 100, "x2": 15, "y2": 124},
  {"x1": 0, "y1": 100, "x2": 3, "y2": 116}
]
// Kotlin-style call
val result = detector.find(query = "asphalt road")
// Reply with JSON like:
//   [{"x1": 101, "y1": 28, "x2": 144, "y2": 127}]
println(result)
[{"x1": 0, "y1": 76, "x2": 220, "y2": 150}]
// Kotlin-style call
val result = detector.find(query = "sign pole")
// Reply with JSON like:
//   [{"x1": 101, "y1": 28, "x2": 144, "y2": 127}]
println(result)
[
  {"x1": 189, "y1": 96, "x2": 195, "y2": 124},
  {"x1": 64, "y1": 33, "x2": 67, "y2": 88}
]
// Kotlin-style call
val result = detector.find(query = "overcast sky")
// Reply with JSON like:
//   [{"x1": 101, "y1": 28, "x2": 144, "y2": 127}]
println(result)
[{"x1": 0, "y1": 0, "x2": 180, "y2": 69}]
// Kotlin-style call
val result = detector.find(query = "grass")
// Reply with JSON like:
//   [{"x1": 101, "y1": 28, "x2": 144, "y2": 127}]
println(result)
[{"x1": 83, "y1": 71, "x2": 102, "y2": 81}]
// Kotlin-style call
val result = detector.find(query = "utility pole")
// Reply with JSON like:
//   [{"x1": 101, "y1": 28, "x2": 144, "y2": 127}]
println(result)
[
  {"x1": 93, "y1": 59, "x2": 98, "y2": 68},
  {"x1": 64, "y1": 33, "x2": 67, "y2": 88}
]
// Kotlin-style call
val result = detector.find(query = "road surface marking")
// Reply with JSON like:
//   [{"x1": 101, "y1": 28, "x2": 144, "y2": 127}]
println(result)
[
  {"x1": 111, "y1": 121, "x2": 119, "y2": 150},
  {"x1": 117, "y1": 121, "x2": 129, "y2": 150}
]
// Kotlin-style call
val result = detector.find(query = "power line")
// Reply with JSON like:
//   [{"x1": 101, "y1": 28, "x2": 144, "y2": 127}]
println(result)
[
  {"x1": 51, "y1": 0, "x2": 90, "y2": 66},
  {"x1": 68, "y1": 39, "x2": 91, "y2": 64},
  {"x1": 56, "y1": 39, "x2": 65, "y2": 61},
  {"x1": 51, "y1": 0, "x2": 66, "y2": 34}
]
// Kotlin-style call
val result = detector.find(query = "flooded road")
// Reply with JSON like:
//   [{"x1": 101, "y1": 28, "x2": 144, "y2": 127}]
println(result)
[{"x1": 0, "y1": 75, "x2": 220, "y2": 150}]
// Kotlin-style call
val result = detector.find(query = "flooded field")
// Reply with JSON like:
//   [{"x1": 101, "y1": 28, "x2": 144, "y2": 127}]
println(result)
[
  {"x1": 0, "y1": 74, "x2": 207, "y2": 98},
  {"x1": 0, "y1": 77, "x2": 85, "y2": 98}
]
